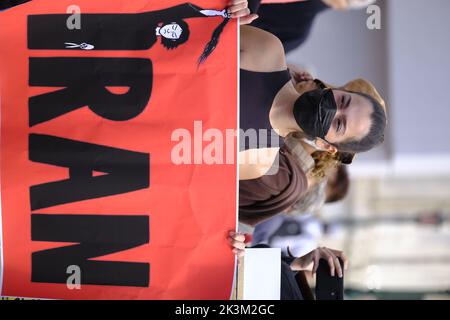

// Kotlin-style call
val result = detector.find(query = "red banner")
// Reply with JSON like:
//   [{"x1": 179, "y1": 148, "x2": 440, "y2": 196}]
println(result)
[{"x1": 0, "y1": 0, "x2": 237, "y2": 299}]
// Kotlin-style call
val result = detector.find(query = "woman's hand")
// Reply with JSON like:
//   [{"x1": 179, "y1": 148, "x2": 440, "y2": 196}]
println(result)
[
  {"x1": 290, "y1": 247, "x2": 348, "y2": 278},
  {"x1": 228, "y1": 230, "x2": 247, "y2": 258},
  {"x1": 294, "y1": 78, "x2": 321, "y2": 95},
  {"x1": 227, "y1": 0, "x2": 259, "y2": 25},
  {"x1": 287, "y1": 64, "x2": 313, "y2": 84}
]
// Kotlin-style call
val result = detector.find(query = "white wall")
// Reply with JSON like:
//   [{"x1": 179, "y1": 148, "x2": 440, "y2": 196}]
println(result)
[{"x1": 387, "y1": 0, "x2": 450, "y2": 156}]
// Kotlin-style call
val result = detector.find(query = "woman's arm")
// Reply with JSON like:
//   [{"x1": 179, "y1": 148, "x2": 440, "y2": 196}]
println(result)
[
  {"x1": 227, "y1": 232, "x2": 348, "y2": 278},
  {"x1": 240, "y1": 25, "x2": 287, "y2": 72},
  {"x1": 228, "y1": 232, "x2": 348, "y2": 278}
]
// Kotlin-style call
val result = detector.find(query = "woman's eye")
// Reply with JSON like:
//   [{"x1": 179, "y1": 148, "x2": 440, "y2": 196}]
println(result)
[{"x1": 336, "y1": 119, "x2": 342, "y2": 132}]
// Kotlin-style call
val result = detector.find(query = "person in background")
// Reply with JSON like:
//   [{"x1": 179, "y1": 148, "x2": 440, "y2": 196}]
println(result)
[
  {"x1": 288, "y1": 164, "x2": 349, "y2": 214},
  {"x1": 251, "y1": 165, "x2": 349, "y2": 257},
  {"x1": 228, "y1": 230, "x2": 348, "y2": 300},
  {"x1": 247, "y1": 0, "x2": 377, "y2": 53}
]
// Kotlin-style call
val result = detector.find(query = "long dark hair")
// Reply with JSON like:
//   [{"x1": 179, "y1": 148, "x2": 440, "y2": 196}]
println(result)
[
  {"x1": 326, "y1": 165, "x2": 350, "y2": 204},
  {"x1": 335, "y1": 92, "x2": 387, "y2": 153},
  {"x1": 198, "y1": 18, "x2": 230, "y2": 66}
]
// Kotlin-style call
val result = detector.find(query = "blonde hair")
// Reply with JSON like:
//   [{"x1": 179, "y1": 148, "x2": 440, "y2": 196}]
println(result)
[
  {"x1": 310, "y1": 151, "x2": 341, "y2": 180},
  {"x1": 285, "y1": 132, "x2": 341, "y2": 181}
]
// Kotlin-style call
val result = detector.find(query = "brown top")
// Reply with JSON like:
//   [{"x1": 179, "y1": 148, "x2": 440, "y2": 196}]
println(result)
[{"x1": 239, "y1": 142, "x2": 311, "y2": 226}]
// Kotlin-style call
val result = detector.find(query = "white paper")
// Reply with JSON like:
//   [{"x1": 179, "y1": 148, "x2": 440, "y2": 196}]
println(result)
[{"x1": 242, "y1": 248, "x2": 281, "y2": 300}]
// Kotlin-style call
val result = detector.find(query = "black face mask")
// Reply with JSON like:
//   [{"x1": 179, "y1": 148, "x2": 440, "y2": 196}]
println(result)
[{"x1": 293, "y1": 88, "x2": 337, "y2": 139}]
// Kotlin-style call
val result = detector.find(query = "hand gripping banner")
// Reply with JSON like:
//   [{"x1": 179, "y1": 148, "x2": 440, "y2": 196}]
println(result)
[{"x1": 0, "y1": 0, "x2": 238, "y2": 299}]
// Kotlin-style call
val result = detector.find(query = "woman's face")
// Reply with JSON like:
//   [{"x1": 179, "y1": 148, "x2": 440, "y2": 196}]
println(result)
[
  {"x1": 294, "y1": 81, "x2": 374, "y2": 145},
  {"x1": 324, "y1": 90, "x2": 373, "y2": 145}
]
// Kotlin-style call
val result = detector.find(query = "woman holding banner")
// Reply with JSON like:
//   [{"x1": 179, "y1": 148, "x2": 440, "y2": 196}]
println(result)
[{"x1": 238, "y1": 25, "x2": 387, "y2": 226}]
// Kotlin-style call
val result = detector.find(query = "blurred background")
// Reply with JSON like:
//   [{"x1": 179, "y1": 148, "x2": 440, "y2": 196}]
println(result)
[{"x1": 287, "y1": 0, "x2": 450, "y2": 299}]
